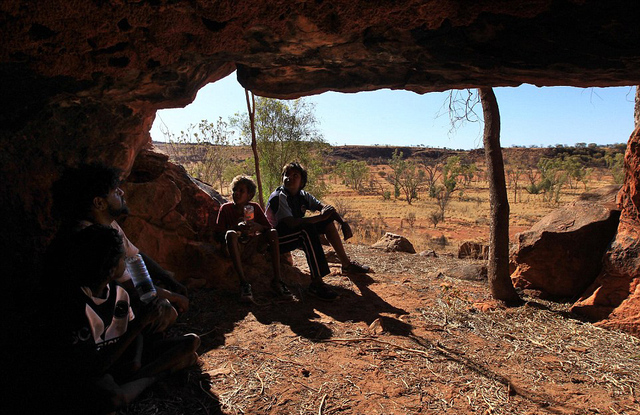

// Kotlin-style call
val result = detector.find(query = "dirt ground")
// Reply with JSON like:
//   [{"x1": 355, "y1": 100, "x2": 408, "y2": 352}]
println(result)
[{"x1": 119, "y1": 244, "x2": 640, "y2": 415}]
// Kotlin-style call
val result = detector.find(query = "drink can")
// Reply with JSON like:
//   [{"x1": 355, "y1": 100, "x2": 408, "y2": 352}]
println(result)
[
  {"x1": 126, "y1": 254, "x2": 157, "y2": 303},
  {"x1": 244, "y1": 204, "x2": 255, "y2": 221}
]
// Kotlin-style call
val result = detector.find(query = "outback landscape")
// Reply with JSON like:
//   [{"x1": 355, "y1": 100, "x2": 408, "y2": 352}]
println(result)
[
  {"x1": 117, "y1": 142, "x2": 640, "y2": 415},
  {"x1": 4, "y1": 2, "x2": 640, "y2": 414}
]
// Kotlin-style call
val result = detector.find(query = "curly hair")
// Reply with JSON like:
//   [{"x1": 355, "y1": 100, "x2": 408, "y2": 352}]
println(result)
[
  {"x1": 68, "y1": 224, "x2": 125, "y2": 288},
  {"x1": 281, "y1": 162, "x2": 307, "y2": 190},
  {"x1": 52, "y1": 163, "x2": 123, "y2": 222},
  {"x1": 230, "y1": 175, "x2": 257, "y2": 200}
]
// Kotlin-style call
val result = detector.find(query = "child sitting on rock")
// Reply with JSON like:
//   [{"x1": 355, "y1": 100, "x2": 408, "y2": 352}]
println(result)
[{"x1": 216, "y1": 175, "x2": 292, "y2": 303}]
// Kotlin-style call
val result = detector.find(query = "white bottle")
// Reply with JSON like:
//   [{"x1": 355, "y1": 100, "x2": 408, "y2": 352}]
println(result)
[{"x1": 126, "y1": 254, "x2": 157, "y2": 303}]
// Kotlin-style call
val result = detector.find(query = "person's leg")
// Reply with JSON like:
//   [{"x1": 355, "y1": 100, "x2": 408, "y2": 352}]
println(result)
[
  {"x1": 265, "y1": 229, "x2": 282, "y2": 282},
  {"x1": 278, "y1": 224, "x2": 331, "y2": 285},
  {"x1": 322, "y1": 221, "x2": 351, "y2": 267},
  {"x1": 92, "y1": 373, "x2": 158, "y2": 414},
  {"x1": 226, "y1": 230, "x2": 246, "y2": 285},
  {"x1": 132, "y1": 333, "x2": 200, "y2": 379},
  {"x1": 320, "y1": 220, "x2": 371, "y2": 274}
]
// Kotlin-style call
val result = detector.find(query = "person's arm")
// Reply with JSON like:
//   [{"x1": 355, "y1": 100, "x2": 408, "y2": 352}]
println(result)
[
  {"x1": 156, "y1": 286, "x2": 189, "y2": 314},
  {"x1": 139, "y1": 252, "x2": 188, "y2": 296},
  {"x1": 280, "y1": 210, "x2": 332, "y2": 228},
  {"x1": 91, "y1": 298, "x2": 164, "y2": 374}
]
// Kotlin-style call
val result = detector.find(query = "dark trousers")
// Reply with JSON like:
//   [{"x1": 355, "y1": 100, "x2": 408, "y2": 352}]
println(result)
[{"x1": 277, "y1": 222, "x2": 330, "y2": 283}]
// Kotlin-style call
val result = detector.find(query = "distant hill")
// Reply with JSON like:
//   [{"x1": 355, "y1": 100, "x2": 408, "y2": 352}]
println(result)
[{"x1": 152, "y1": 141, "x2": 625, "y2": 168}]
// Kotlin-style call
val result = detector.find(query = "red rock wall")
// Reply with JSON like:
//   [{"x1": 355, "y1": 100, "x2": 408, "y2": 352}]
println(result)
[{"x1": 571, "y1": 127, "x2": 640, "y2": 334}]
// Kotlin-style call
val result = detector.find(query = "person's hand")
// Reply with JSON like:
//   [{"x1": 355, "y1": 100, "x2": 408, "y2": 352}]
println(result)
[
  {"x1": 172, "y1": 280, "x2": 188, "y2": 297},
  {"x1": 168, "y1": 291, "x2": 190, "y2": 314},
  {"x1": 321, "y1": 205, "x2": 336, "y2": 219},
  {"x1": 138, "y1": 297, "x2": 163, "y2": 327},
  {"x1": 154, "y1": 299, "x2": 178, "y2": 332}
]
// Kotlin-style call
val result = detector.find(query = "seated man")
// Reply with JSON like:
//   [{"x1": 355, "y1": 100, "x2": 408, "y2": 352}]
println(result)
[
  {"x1": 216, "y1": 175, "x2": 292, "y2": 303},
  {"x1": 266, "y1": 162, "x2": 371, "y2": 301},
  {"x1": 44, "y1": 225, "x2": 200, "y2": 414},
  {"x1": 52, "y1": 163, "x2": 188, "y2": 329}
]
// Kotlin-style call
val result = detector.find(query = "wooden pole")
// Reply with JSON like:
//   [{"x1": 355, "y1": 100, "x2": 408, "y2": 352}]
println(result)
[{"x1": 245, "y1": 89, "x2": 264, "y2": 208}]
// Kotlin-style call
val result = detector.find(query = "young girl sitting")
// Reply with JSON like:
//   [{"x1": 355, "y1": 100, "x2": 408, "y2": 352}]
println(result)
[{"x1": 216, "y1": 175, "x2": 292, "y2": 303}]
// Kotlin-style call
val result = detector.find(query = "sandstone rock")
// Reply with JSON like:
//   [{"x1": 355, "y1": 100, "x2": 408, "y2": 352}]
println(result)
[
  {"x1": 372, "y1": 233, "x2": 416, "y2": 253},
  {"x1": 436, "y1": 265, "x2": 488, "y2": 282},
  {"x1": 510, "y1": 189, "x2": 621, "y2": 299},
  {"x1": 571, "y1": 127, "x2": 640, "y2": 334},
  {"x1": 119, "y1": 149, "x2": 233, "y2": 286},
  {"x1": 458, "y1": 241, "x2": 489, "y2": 260}
]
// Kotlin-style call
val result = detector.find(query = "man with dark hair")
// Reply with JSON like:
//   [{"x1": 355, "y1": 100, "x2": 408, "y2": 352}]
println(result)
[
  {"x1": 52, "y1": 163, "x2": 188, "y2": 327},
  {"x1": 266, "y1": 162, "x2": 371, "y2": 301}
]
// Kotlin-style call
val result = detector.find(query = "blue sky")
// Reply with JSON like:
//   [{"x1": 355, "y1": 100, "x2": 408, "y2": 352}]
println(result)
[{"x1": 150, "y1": 72, "x2": 636, "y2": 150}]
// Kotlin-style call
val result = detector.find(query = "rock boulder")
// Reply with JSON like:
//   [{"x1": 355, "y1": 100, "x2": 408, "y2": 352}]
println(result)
[
  {"x1": 510, "y1": 186, "x2": 621, "y2": 299},
  {"x1": 372, "y1": 233, "x2": 416, "y2": 253},
  {"x1": 458, "y1": 241, "x2": 489, "y2": 260},
  {"x1": 571, "y1": 127, "x2": 640, "y2": 335}
]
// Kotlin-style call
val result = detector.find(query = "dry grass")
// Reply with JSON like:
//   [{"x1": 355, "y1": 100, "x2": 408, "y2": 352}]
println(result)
[
  {"x1": 119, "y1": 246, "x2": 640, "y2": 415},
  {"x1": 325, "y1": 166, "x2": 618, "y2": 254}
]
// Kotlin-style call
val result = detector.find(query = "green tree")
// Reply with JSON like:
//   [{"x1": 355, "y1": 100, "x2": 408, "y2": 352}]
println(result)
[
  {"x1": 388, "y1": 149, "x2": 424, "y2": 204},
  {"x1": 336, "y1": 160, "x2": 370, "y2": 193},
  {"x1": 605, "y1": 152, "x2": 625, "y2": 184},
  {"x1": 420, "y1": 159, "x2": 442, "y2": 198},
  {"x1": 442, "y1": 155, "x2": 461, "y2": 193},
  {"x1": 231, "y1": 97, "x2": 329, "y2": 199},
  {"x1": 161, "y1": 117, "x2": 235, "y2": 193},
  {"x1": 537, "y1": 157, "x2": 567, "y2": 203}
]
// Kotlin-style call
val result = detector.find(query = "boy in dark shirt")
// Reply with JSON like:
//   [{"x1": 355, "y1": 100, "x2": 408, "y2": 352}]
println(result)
[
  {"x1": 46, "y1": 225, "x2": 200, "y2": 414},
  {"x1": 266, "y1": 162, "x2": 371, "y2": 301},
  {"x1": 217, "y1": 175, "x2": 292, "y2": 302}
]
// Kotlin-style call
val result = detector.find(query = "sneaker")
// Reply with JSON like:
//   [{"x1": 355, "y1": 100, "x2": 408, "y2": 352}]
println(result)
[
  {"x1": 307, "y1": 283, "x2": 338, "y2": 301},
  {"x1": 272, "y1": 280, "x2": 294, "y2": 301},
  {"x1": 240, "y1": 282, "x2": 254, "y2": 303},
  {"x1": 342, "y1": 260, "x2": 371, "y2": 274}
]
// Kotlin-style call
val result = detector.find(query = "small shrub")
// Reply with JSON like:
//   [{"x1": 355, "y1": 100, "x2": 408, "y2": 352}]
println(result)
[
  {"x1": 431, "y1": 234, "x2": 448, "y2": 248},
  {"x1": 429, "y1": 211, "x2": 442, "y2": 228},
  {"x1": 405, "y1": 212, "x2": 417, "y2": 228}
]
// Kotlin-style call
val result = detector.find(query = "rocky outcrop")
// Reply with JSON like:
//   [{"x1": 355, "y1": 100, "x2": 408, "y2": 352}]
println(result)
[
  {"x1": 120, "y1": 148, "x2": 308, "y2": 290},
  {"x1": 510, "y1": 186, "x2": 621, "y2": 299},
  {"x1": 571, "y1": 128, "x2": 640, "y2": 335},
  {"x1": 372, "y1": 233, "x2": 416, "y2": 253},
  {"x1": 119, "y1": 148, "x2": 234, "y2": 287},
  {"x1": 458, "y1": 241, "x2": 489, "y2": 260}
]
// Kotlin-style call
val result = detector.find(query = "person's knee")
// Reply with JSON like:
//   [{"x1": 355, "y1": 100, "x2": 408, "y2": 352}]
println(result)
[
  {"x1": 184, "y1": 333, "x2": 200, "y2": 353},
  {"x1": 225, "y1": 230, "x2": 239, "y2": 243}
]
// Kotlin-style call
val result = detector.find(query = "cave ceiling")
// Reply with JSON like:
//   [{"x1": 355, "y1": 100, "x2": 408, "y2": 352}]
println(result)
[{"x1": 2, "y1": 0, "x2": 640, "y2": 126}]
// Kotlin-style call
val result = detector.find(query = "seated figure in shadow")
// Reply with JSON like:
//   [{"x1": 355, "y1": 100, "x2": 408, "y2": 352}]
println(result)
[
  {"x1": 41, "y1": 224, "x2": 200, "y2": 414},
  {"x1": 266, "y1": 162, "x2": 372, "y2": 302}
]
